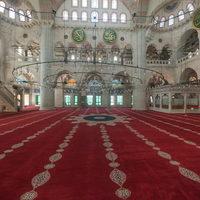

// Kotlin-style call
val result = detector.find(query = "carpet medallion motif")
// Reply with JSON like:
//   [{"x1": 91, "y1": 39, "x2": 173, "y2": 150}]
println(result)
[{"x1": 68, "y1": 113, "x2": 130, "y2": 126}]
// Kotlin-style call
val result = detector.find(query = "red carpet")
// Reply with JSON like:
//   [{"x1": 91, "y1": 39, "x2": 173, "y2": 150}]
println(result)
[{"x1": 0, "y1": 108, "x2": 200, "y2": 200}]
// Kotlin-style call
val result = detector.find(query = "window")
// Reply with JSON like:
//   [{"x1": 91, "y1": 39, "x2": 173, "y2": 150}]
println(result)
[
  {"x1": 187, "y1": 3, "x2": 194, "y2": 14},
  {"x1": 0, "y1": 1, "x2": 5, "y2": 13},
  {"x1": 95, "y1": 96, "x2": 101, "y2": 106},
  {"x1": 168, "y1": 15, "x2": 174, "y2": 26},
  {"x1": 110, "y1": 95, "x2": 115, "y2": 106},
  {"x1": 117, "y1": 95, "x2": 123, "y2": 105},
  {"x1": 17, "y1": 46, "x2": 24, "y2": 56},
  {"x1": 82, "y1": 0, "x2": 87, "y2": 7},
  {"x1": 91, "y1": 11, "x2": 98, "y2": 22},
  {"x1": 65, "y1": 95, "x2": 71, "y2": 106},
  {"x1": 103, "y1": 0, "x2": 108, "y2": 9},
  {"x1": 19, "y1": 10, "x2": 25, "y2": 21},
  {"x1": 74, "y1": 95, "x2": 78, "y2": 105},
  {"x1": 71, "y1": 54, "x2": 75, "y2": 60},
  {"x1": 9, "y1": 8, "x2": 15, "y2": 19},
  {"x1": 81, "y1": 11, "x2": 87, "y2": 21},
  {"x1": 35, "y1": 95, "x2": 40, "y2": 105},
  {"x1": 27, "y1": 10, "x2": 32, "y2": 21},
  {"x1": 102, "y1": 12, "x2": 108, "y2": 22},
  {"x1": 113, "y1": 55, "x2": 118, "y2": 62},
  {"x1": 120, "y1": 13, "x2": 126, "y2": 23},
  {"x1": 153, "y1": 16, "x2": 159, "y2": 25},
  {"x1": 111, "y1": 13, "x2": 117, "y2": 23},
  {"x1": 63, "y1": 10, "x2": 69, "y2": 20},
  {"x1": 72, "y1": 11, "x2": 78, "y2": 21},
  {"x1": 87, "y1": 95, "x2": 93, "y2": 105},
  {"x1": 178, "y1": 10, "x2": 184, "y2": 21},
  {"x1": 91, "y1": 0, "x2": 98, "y2": 8},
  {"x1": 112, "y1": 0, "x2": 117, "y2": 9},
  {"x1": 159, "y1": 17, "x2": 165, "y2": 28},
  {"x1": 72, "y1": 0, "x2": 78, "y2": 7}
]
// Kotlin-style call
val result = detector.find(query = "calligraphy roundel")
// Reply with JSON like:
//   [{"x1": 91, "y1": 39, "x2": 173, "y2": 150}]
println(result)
[
  {"x1": 193, "y1": 8, "x2": 200, "y2": 29},
  {"x1": 72, "y1": 28, "x2": 86, "y2": 43},
  {"x1": 103, "y1": 28, "x2": 117, "y2": 44}
]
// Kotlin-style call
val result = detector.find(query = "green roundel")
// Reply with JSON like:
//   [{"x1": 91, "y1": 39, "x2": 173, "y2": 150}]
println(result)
[
  {"x1": 72, "y1": 28, "x2": 86, "y2": 43},
  {"x1": 103, "y1": 29, "x2": 117, "y2": 44},
  {"x1": 193, "y1": 8, "x2": 200, "y2": 29}
]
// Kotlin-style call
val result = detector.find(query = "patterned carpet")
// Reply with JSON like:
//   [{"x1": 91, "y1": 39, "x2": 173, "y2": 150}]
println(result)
[{"x1": 0, "y1": 108, "x2": 200, "y2": 200}]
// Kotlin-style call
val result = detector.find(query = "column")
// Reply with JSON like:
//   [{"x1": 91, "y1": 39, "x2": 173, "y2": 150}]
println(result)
[
  {"x1": 169, "y1": 92, "x2": 172, "y2": 113},
  {"x1": 40, "y1": 25, "x2": 55, "y2": 110},
  {"x1": 184, "y1": 93, "x2": 187, "y2": 114},
  {"x1": 132, "y1": 28, "x2": 147, "y2": 110},
  {"x1": 29, "y1": 86, "x2": 33, "y2": 106}
]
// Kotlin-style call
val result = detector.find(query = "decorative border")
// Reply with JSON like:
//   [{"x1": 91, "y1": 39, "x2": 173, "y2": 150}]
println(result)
[
  {"x1": 0, "y1": 109, "x2": 79, "y2": 162},
  {"x1": 0, "y1": 109, "x2": 71, "y2": 136},
  {"x1": 20, "y1": 124, "x2": 79, "y2": 200},
  {"x1": 114, "y1": 109, "x2": 200, "y2": 150},
  {"x1": 125, "y1": 124, "x2": 200, "y2": 184},
  {"x1": 100, "y1": 124, "x2": 131, "y2": 199}
]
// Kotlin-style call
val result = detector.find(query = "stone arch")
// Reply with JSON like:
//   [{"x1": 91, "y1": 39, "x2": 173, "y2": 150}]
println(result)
[
  {"x1": 146, "y1": 44, "x2": 159, "y2": 60},
  {"x1": 159, "y1": 44, "x2": 172, "y2": 60},
  {"x1": 180, "y1": 68, "x2": 198, "y2": 84},
  {"x1": 177, "y1": 29, "x2": 199, "y2": 59}
]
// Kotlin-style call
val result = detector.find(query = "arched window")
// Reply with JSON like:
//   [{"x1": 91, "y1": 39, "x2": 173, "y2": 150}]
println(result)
[
  {"x1": 111, "y1": 0, "x2": 117, "y2": 9},
  {"x1": 81, "y1": 11, "x2": 87, "y2": 21},
  {"x1": 9, "y1": 8, "x2": 15, "y2": 19},
  {"x1": 111, "y1": 13, "x2": 117, "y2": 23},
  {"x1": 72, "y1": 0, "x2": 78, "y2": 7},
  {"x1": 103, "y1": 0, "x2": 108, "y2": 9},
  {"x1": 168, "y1": 15, "x2": 174, "y2": 26},
  {"x1": 102, "y1": 12, "x2": 108, "y2": 22},
  {"x1": 120, "y1": 13, "x2": 126, "y2": 23},
  {"x1": 0, "y1": 1, "x2": 5, "y2": 13},
  {"x1": 19, "y1": 10, "x2": 25, "y2": 21},
  {"x1": 27, "y1": 10, "x2": 32, "y2": 21},
  {"x1": 82, "y1": 0, "x2": 87, "y2": 7},
  {"x1": 178, "y1": 10, "x2": 184, "y2": 21},
  {"x1": 160, "y1": 17, "x2": 165, "y2": 28},
  {"x1": 63, "y1": 10, "x2": 68, "y2": 20},
  {"x1": 153, "y1": 16, "x2": 159, "y2": 25},
  {"x1": 187, "y1": 3, "x2": 194, "y2": 14},
  {"x1": 72, "y1": 11, "x2": 78, "y2": 21},
  {"x1": 91, "y1": 0, "x2": 98, "y2": 8},
  {"x1": 17, "y1": 46, "x2": 24, "y2": 56},
  {"x1": 91, "y1": 11, "x2": 98, "y2": 22}
]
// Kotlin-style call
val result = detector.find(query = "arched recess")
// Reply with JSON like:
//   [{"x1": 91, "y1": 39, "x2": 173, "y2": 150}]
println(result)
[
  {"x1": 122, "y1": 44, "x2": 133, "y2": 63},
  {"x1": 177, "y1": 29, "x2": 199, "y2": 59},
  {"x1": 79, "y1": 72, "x2": 105, "y2": 106},
  {"x1": 146, "y1": 44, "x2": 159, "y2": 60},
  {"x1": 180, "y1": 68, "x2": 198, "y2": 84},
  {"x1": 159, "y1": 44, "x2": 172, "y2": 60},
  {"x1": 111, "y1": 71, "x2": 132, "y2": 106},
  {"x1": 148, "y1": 74, "x2": 168, "y2": 88}
]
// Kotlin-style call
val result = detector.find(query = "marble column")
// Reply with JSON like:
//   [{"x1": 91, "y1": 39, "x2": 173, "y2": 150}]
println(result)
[
  {"x1": 133, "y1": 28, "x2": 147, "y2": 110},
  {"x1": 40, "y1": 25, "x2": 55, "y2": 110}
]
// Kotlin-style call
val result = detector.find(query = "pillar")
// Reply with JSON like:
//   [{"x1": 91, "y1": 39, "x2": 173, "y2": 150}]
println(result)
[
  {"x1": 133, "y1": 28, "x2": 147, "y2": 110},
  {"x1": 40, "y1": 25, "x2": 55, "y2": 110}
]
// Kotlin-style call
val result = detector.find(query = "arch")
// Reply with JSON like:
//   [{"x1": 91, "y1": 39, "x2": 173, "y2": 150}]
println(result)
[
  {"x1": 159, "y1": 44, "x2": 172, "y2": 60},
  {"x1": 180, "y1": 68, "x2": 198, "y2": 84},
  {"x1": 146, "y1": 44, "x2": 159, "y2": 60},
  {"x1": 177, "y1": 29, "x2": 199, "y2": 59},
  {"x1": 54, "y1": 70, "x2": 72, "y2": 87}
]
